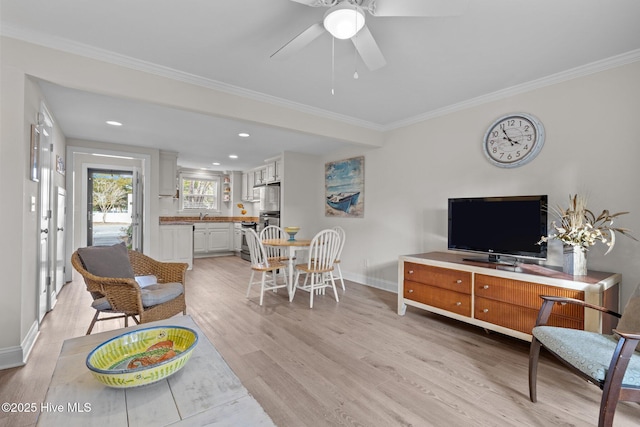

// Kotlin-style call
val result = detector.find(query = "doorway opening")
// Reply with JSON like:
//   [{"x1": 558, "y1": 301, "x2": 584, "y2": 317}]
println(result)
[{"x1": 87, "y1": 169, "x2": 133, "y2": 247}]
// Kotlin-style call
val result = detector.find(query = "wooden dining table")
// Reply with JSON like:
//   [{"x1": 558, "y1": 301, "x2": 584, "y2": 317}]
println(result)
[
  {"x1": 36, "y1": 315, "x2": 275, "y2": 426},
  {"x1": 262, "y1": 238, "x2": 311, "y2": 295}
]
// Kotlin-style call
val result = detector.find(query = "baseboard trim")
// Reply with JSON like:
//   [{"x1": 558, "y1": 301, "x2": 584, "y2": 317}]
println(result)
[
  {"x1": 344, "y1": 272, "x2": 397, "y2": 293},
  {"x1": 0, "y1": 320, "x2": 39, "y2": 370}
]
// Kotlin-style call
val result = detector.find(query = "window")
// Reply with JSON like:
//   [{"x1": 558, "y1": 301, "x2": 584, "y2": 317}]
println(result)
[{"x1": 180, "y1": 173, "x2": 221, "y2": 211}]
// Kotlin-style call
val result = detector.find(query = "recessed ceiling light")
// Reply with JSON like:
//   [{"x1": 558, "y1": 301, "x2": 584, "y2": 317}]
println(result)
[
  {"x1": 238, "y1": 132, "x2": 250, "y2": 138},
  {"x1": 229, "y1": 155, "x2": 238, "y2": 159},
  {"x1": 212, "y1": 162, "x2": 221, "y2": 166},
  {"x1": 106, "y1": 120, "x2": 122, "y2": 126}
]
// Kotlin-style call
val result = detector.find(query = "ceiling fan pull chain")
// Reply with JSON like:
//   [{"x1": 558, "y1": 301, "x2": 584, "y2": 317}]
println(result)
[
  {"x1": 331, "y1": 36, "x2": 335, "y2": 95},
  {"x1": 353, "y1": 6, "x2": 359, "y2": 79}
]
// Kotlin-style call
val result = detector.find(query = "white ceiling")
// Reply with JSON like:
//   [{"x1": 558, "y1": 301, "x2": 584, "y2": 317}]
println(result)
[{"x1": 2, "y1": 0, "x2": 640, "y2": 170}]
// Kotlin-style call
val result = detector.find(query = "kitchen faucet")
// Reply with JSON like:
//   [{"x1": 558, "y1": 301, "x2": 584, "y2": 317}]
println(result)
[{"x1": 199, "y1": 213, "x2": 208, "y2": 220}]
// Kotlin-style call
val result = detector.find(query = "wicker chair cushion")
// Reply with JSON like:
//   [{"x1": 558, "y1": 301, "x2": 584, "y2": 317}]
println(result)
[
  {"x1": 532, "y1": 326, "x2": 640, "y2": 387},
  {"x1": 135, "y1": 275, "x2": 158, "y2": 288},
  {"x1": 91, "y1": 282, "x2": 184, "y2": 310},
  {"x1": 77, "y1": 243, "x2": 135, "y2": 278}
]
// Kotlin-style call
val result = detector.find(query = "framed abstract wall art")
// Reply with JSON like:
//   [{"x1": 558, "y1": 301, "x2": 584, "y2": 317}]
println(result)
[{"x1": 325, "y1": 156, "x2": 364, "y2": 218}]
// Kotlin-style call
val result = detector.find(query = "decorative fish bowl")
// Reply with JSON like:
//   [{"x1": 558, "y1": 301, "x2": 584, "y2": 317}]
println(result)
[
  {"x1": 284, "y1": 226, "x2": 300, "y2": 241},
  {"x1": 86, "y1": 326, "x2": 198, "y2": 388}
]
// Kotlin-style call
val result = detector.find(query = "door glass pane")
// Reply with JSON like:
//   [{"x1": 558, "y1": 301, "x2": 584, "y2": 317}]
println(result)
[{"x1": 89, "y1": 169, "x2": 133, "y2": 246}]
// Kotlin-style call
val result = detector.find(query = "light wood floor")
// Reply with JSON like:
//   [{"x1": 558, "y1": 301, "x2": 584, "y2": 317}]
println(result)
[{"x1": 1, "y1": 256, "x2": 638, "y2": 427}]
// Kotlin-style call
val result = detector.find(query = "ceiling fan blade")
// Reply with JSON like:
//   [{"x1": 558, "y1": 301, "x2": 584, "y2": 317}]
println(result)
[
  {"x1": 288, "y1": 0, "x2": 325, "y2": 6},
  {"x1": 271, "y1": 22, "x2": 326, "y2": 60},
  {"x1": 369, "y1": 0, "x2": 469, "y2": 17},
  {"x1": 351, "y1": 25, "x2": 386, "y2": 71}
]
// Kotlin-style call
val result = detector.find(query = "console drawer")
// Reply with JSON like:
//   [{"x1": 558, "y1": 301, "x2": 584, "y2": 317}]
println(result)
[
  {"x1": 475, "y1": 274, "x2": 585, "y2": 319},
  {"x1": 474, "y1": 297, "x2": 584, "y2": 334},
  {"x1": 404, "y1": 262, "x2": 471, "y2": 294},
  {"x1": 404, "y1": 280, "x2": 471, "y2": 317}
]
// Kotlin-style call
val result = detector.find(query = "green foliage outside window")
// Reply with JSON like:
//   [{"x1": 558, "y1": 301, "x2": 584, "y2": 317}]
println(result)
[
  {"x1": 92, "y1": 174, "x2": 132, "y2": 223},
  {"x1": 181, "y1": 176, "x2": 219, "y2": 210}
]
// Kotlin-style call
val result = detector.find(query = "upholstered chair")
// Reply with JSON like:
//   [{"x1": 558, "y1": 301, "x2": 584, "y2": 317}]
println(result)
[{"x1": 528, "y1": 283, "x2": 640, "y2": 427}]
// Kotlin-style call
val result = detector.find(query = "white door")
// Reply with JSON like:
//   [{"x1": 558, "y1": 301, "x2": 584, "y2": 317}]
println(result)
[
  {"x1": 54, "y1": 187, "x2": 66, "y2": 297},
  {"x1": 131, "y1": 168, "x2": 143, "y2": 252},
  {"x1": 37, "y1": 111, "x2": 54, "y2": 319}
]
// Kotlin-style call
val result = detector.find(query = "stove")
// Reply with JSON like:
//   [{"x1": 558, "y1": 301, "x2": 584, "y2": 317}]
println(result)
[{"x1": 240, "y1": 222, "x2": 257, "y2": 261}]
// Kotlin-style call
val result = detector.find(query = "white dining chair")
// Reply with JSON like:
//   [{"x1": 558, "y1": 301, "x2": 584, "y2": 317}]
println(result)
[
  {"x1": 259, "y1": 225, "x2": 288, "y2": 262},
  {"x1": 291, "y1": 229, "x2": 341, "y2": 308},
  {"x1": 306, "y1": 226, "x2": 345, "y2": 294},
  {"x1": 332, "y1": 226, "x2": 346, "y2": 291},
  {"x1": 245, "y1": 229, "x2": 288, "y2": 306}
]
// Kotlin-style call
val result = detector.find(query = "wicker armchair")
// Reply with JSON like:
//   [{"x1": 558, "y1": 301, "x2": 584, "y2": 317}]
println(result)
[{"x1": 71, "y1": 249, "x2": 188, "y2": 334}]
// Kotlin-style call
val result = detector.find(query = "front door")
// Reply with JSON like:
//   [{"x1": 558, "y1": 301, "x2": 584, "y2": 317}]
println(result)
[{"x1": 87, "y1": 169, "x2": 133, "y2": 247}]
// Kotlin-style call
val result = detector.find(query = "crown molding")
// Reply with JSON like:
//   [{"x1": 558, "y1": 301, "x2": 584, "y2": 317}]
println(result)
[
  {"x1": 0, "y1": 24, "x2": 385, "y2": 132},
  {"x1": 386, "y1": 49, "x2": 640, "y2": 130},
  {"x1": 3, "y1": 24, "x2": 638, "y2": 134}
]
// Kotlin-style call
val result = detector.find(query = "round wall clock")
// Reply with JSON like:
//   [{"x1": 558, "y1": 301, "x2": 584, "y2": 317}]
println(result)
[{"x1": 483, "y1": 113, "x2": 545, "y2": 168}]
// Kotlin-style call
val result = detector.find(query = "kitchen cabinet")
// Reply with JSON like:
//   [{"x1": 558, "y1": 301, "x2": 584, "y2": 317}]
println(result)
[
  {"x1": 265, "y1": 157, "x2": 282, "y2": 183},
  {"x1": 254, "y1": 167, "x2": 266, "y2": 186},
  {"x1": 241, "y1": 171, "x2": 255, "y2": 202},
  {"x1": 159, "y1": 151, "x2": 178, "y2": 197},
  {"x1": 233, "y1": 223, "x2": 242, "y2": 252},
  {"x1": 158, "y1": 224, "x2": 193, "y2": 269},
  {"x1": 193, "y1": 222, "x2": 233, "y2": 257},
  {"x1": 398, "y1": 252, "x2": 620, "y2": 341}
]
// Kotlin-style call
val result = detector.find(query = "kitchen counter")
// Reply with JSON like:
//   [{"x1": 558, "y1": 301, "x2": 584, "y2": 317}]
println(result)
[{"x1": 159, "y1": 216, "x2": 258, "y2": 225}]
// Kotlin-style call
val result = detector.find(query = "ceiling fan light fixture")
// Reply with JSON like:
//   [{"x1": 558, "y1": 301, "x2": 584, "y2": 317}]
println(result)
[{"x1": 323, "y1": 5, "x2": 365, "y2": 40}]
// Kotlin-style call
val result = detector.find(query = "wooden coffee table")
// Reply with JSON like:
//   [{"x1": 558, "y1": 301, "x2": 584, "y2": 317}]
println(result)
[{"x1": 36, "y1": 316, "x2": 274, "y2": 426}]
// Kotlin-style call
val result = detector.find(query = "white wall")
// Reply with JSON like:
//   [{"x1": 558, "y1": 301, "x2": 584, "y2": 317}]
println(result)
[
  {"x1": 0, "y1": 68, "x2": 66, "y2": 366},
  {"x1": 315, "y1": 61, "x2": 640, "y2": 306},
  {"x1": 281, "y1": 151, "x2": 323, "y2": 235},
  {"x1": 2, "y1": 34, "x2": 639, "y2": 369}
]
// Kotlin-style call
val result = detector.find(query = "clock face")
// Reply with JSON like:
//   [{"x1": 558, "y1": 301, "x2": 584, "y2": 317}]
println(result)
[{"x1": 483, "y1": 113, "x2": 545, "y2": 168}]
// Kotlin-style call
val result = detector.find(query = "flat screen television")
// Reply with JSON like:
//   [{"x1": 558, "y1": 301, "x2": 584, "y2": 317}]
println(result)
[{"x1": 447, "y1": 195, "x2": 548, "y2": 263}]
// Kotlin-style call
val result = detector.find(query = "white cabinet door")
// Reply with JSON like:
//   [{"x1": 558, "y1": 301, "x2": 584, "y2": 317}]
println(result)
[
  {"x1": 274, "y1": 158, "x2": 282, "y2": 182},
  {"x1": 174, "y1": 227, "x2": 194, "y2": 268},
  {"x1": 234, "y1": 228, "x2": 242, "y2": 251},
  {"x1": 254, "y1": 167, "x2": 266, "y2": 186},
  {"x1": 208, "y1": 223, "x2": 231, "y2": 251},
  {"x1": 158, "y1": 226, "x2": 176, "y2": 261},
  {"x1": 247, "y1": 171, "x2": 255, "y2": 201},
  {"x1": 159, "y1": 225, "x2": 193, "y2": 269},
  {"x1": 159, "y1": 151, "x2": 178, "y2": 196},
  {"x1": 265, "y1": 158, "x2": 282, "y2": 184},
  {"x1": 266, "y1": 162, "x2": 275, "y2": 183},
  {"x1": 241, "y1": 173, "x2": 249, "y2": 201},
  {"x1": 193, "y1": 227, "x2": 208, "y2": 254}
]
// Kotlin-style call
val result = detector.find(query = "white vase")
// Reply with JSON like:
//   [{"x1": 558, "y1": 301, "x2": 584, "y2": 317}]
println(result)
[{"x1": 563, "y1": 245, "x2": 587, "y2": 276}]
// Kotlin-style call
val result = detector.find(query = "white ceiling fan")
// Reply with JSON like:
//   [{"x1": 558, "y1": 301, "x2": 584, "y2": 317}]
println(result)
[{"x1": 271, "y1": 0, "x2": 468, "y2": 71}]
